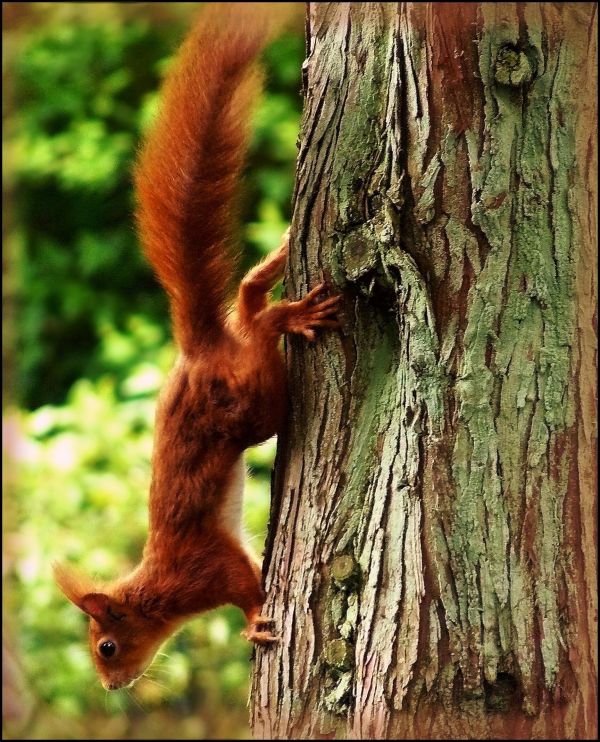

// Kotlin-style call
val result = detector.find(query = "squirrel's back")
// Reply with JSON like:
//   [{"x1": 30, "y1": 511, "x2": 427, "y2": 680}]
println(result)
[{"x1": 135, "y1": 3, "x2": 294, "y2": 355}]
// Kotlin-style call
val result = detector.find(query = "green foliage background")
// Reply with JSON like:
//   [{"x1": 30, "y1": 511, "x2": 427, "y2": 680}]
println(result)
[{"x1": 3, "y1": 3, "x2": 304, "y2": 739}]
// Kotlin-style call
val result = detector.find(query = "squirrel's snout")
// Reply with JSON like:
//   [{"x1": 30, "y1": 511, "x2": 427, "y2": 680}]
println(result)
[{"x1": 102, "y1": 678, "x2": 136, "y2": 691}]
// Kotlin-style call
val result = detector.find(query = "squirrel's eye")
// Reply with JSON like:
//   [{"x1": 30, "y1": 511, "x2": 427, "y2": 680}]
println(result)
[{"x1": 99, "y1": 641, "x2": 117, "y2": 658}]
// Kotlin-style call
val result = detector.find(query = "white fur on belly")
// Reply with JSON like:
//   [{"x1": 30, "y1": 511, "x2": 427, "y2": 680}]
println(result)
[{"x1": 221, "y1": 455, "x2": 246, "y2": 540}]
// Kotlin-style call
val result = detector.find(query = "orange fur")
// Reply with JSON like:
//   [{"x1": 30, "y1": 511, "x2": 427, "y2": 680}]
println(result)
[{"x1": 54, "y1": 2, "x2": 341, "y2": 691}]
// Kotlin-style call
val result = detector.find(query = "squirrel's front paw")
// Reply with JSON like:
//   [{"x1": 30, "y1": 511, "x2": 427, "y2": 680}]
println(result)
[
  {"x1": 241, "y1": 615, "x2": 278, "y2": 645},
  {"x1": 286, "y1": 283, "x2": 343, "y2": 341}
]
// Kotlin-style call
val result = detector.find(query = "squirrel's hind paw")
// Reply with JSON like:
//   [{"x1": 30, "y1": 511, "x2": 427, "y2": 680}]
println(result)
[{"x1": 241, "y1": 624, "x2": 278, "y2": 645}]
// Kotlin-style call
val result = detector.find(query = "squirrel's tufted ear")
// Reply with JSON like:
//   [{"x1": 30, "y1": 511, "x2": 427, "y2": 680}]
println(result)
[
  {"x1": 53, "y1": 561, "x2": 96, "y2": 605},
  {"x1": 53, "y1": 562, "x2": 124, "y2": 622}
]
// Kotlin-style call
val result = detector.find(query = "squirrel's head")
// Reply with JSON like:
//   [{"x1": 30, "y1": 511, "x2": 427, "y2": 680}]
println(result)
[{"x1": 53, "y1": 563, "x2": 174, "y2": 690}]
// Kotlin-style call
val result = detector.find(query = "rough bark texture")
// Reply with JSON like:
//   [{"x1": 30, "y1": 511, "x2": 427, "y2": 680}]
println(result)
[{"x1": 251, "y1": 3, "x2": 597, "y2": 739}]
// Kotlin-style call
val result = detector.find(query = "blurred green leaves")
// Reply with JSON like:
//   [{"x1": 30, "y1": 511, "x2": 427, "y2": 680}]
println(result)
[{"x1": 7, "y1": 19, "x2": 169, "y2": 408}]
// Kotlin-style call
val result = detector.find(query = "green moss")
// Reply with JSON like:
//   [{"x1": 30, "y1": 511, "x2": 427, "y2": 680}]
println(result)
[{"x1": 324, "y1": 639, "x2": 353, "y2": 671}]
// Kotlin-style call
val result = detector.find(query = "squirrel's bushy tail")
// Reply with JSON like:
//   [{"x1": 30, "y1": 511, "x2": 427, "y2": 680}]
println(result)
[{"x1": 135, "y1": 2, "x2": 294, "y2": 354}]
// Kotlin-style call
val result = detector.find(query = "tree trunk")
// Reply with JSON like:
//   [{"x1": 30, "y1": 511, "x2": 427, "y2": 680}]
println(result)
[{"x1": 251, "y1": 3, "x2": 597, "y2": 739}]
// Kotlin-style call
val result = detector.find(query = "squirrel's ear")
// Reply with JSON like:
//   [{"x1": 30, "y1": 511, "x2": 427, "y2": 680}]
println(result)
[
  {"x1": 53, "y1": 563, "x2": 123, "y2": 622},
  {"x1": 52, "y1": 562, "x2": 98, "y2": 612}
]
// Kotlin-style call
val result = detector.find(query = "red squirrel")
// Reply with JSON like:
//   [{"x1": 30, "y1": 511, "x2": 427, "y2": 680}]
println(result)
[{"x1": 53, "y1": 2, "x2": 340, "y2": 691}]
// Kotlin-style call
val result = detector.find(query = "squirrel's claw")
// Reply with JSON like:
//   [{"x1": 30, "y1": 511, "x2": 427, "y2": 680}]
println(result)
[
  {"x1": 241, "y1": 624, "x2": 278, "y2": 645},
  {"x1": 241, "y1": 613, "x2": 277, "y2": 644}
]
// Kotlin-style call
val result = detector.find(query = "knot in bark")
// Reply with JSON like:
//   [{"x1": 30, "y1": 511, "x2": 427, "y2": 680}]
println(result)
[{"x1": 494, "y1": 44, "x2": 535, "y2": 87}]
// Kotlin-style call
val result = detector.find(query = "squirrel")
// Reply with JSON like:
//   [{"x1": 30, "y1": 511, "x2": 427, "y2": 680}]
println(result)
[{"x1": 53, "y1": 2, "x2": 340, "y2": 692}]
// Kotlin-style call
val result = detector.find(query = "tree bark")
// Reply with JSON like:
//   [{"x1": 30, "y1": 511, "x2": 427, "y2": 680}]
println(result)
[{"x1": 251, "y1": 3, "x2": 597, "y2": 739}]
